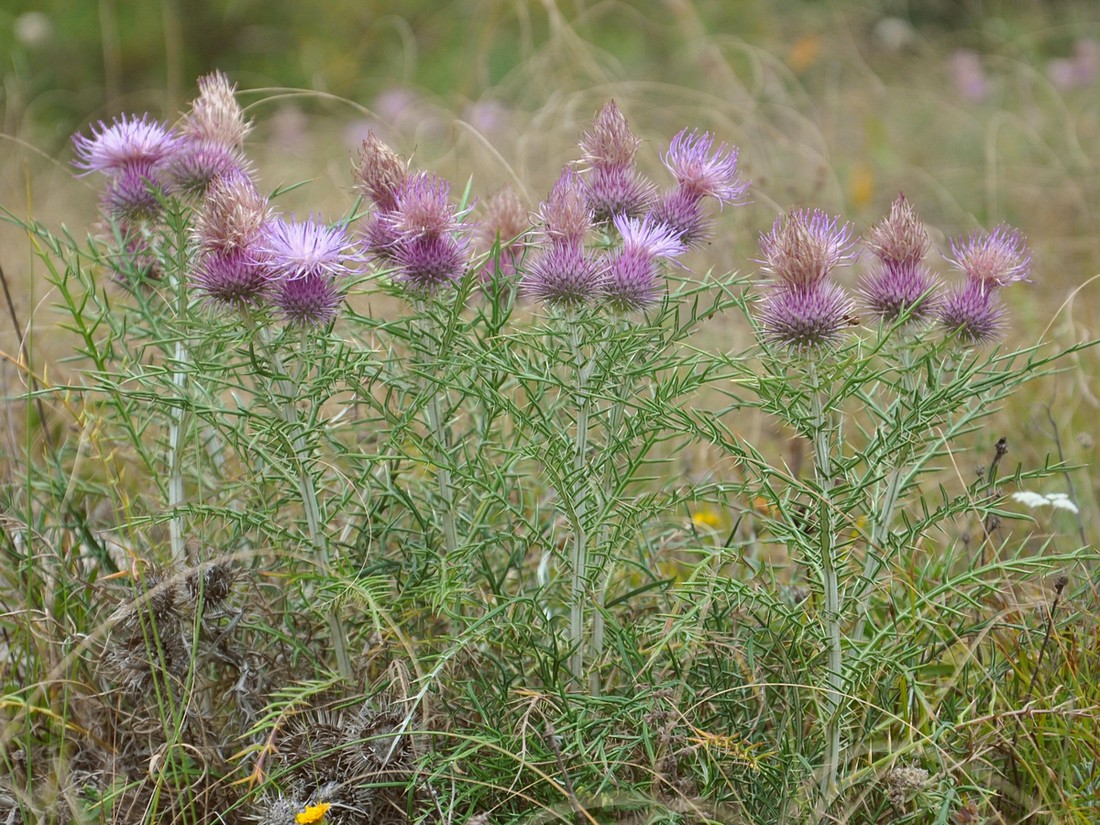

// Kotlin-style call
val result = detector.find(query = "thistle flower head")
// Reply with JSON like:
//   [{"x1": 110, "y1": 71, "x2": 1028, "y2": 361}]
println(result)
[
  {"x1": 72, "y1": 114, "x2": 180, "y2": 176},
  {"x1": 193, "y1": 247, "x2": 271, "y2": 306},
  {"x1": 583, "y1": 164, "x2": 657, "y2": 223},
  {"x1": 860, "y1": 260, "x2": 940, "y2": 323},
  {"x1": 866, "y1": 193, "x2": 929, "y2": 266},
  {"x1": 100, "y1": 163, "x2": 166, "y2": 222},
  {"x1": 194, "y1": 172, "x2": 270, "y2": 253},
  {"x1": 580, "y1": 100, "x2": 641, "y2": 168},
  {"x1": 353, "y1": 131, "x2": 409, "y2": 210},
  {"x1": 650, "y1": 187, "x2": 708, "y2": 246},
  {"x1": 538, "y1": 167, "x2": 593, "y2": 245},
  {"x1": 522, "y1": 241, "x2": 604, "y2": 308},
  {"x1": 256, "y1": 217, "x2": 354, "y2": 281},
  {"x1": 395, "y1": 233, "x2": 469, "y2": 292},
  {"x1": 476, "y1": 188, "x2": 529, "y2": 248},
  {"x1": 163, "y1": 137, "x2": 249, "y2": 197},
  {"x1": 938, "y1": 278, "x2": 1004, "y2": 343},
  {"x1": 662, "y1": 129, "x2": 749, "y2": 205},
  {"x1": 948, "y1": 225, "x2": 1031, "y2": 287},
  {"x1": 272, "y1": 272, "x2": 343, "y2": 326},
  {"x1": 758, "y1": 281, "x2": 855, "y2": 350},
  {"x1": 475, "y1": 188, "x2": 530, "y2": 280},
  {"x1": 390, "y1": 172, "x2": 461, "y2": 239},
  {"x1": 181, "y1": 70, "x2": 250, "y2": 147},
  {"x1": 601, "y1": 213, "x2": 686, "y2": 311},
  {"x1": 758, "y1": 208, "x2": 858, "y2": 288}
]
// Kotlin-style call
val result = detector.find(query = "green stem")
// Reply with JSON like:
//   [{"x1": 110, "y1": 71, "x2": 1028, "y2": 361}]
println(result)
[
  {"x1": 810, "y1": 373, "x2": 843, "y2": 814},
  {"x1": 167, "y1": 339, "x2": 188, "y2": 566},
  {"x1": 249, "y1": 318, "x2": 352, "y2": 680},
  {"x1": 568, "y1": 320, "x2": 592, "y2": 684}
]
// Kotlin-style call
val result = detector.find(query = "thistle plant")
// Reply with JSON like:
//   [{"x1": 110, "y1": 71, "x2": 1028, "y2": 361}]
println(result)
[{"x1": 2, "y1": 72, "x2": 1095, "y2": 825}]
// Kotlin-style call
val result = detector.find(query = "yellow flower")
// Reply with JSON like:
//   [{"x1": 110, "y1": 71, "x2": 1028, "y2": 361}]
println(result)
[
  {"x1": 295, "y1": 802, "x2": 331, "y2": 825},
  {"x1": 690, "y1": 507, "x2": 723, "y2": 530}
]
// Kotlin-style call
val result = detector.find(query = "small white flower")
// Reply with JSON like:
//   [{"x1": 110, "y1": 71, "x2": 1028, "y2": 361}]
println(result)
[
  {"x1": 1010, "y1": 490, "x2": 1079, "y2": 514},
  {"x1": 1011, "y1": 491, "x2": 1048, "y2": 509}
]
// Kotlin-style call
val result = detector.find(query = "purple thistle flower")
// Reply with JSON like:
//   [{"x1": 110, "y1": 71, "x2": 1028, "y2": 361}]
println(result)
[
  {"x1": 256, "y1": 217, "x2": 354, "y2": 282},
  {"x1": 193, "y1": 247, "x2": 270, "y2": 306},
  {"x1": 72, "y1": 114, "x2": 180, "y2": 176},
  {"x1": 948, "y1": 225, "x2": 1031, "y2": 288},
  {"x1": 538, "y1": 167, "x2": 593, "y2": 246},
  {"x1": 395, "y1": 233, "x2": 468, "y2": 292},
  {"x1": 272, "y1": 273, "x2": 343, "y2": 326},
  {"x1": 474, "y1": 188, "x2": 530, "y2": 281},
  {"x1": 100, "y1": 164, "x2": 166, "y2": 223},
  {"x1": 860, "y1": 261, "x2": 940, "y2": 323},
  {"x1": 582, "y1": 165, "x2": 656, "y2": 223},
  {"x1": 602, "y1": 215, "x2": 686, "y2": 311},
  {"x1": 522, "y1": 241, "x2": 604, "y2": 308},
  {"x1": 163, "y1": 137, "x2": 249, "y2": 198},
  {"x1": 390, "y1": 172, "x2": 461, "y2": 239},
  {"x1": 650, "y1": 188, "x2": 708, "y2": 247},
  {"x1": 662, "y1": 129, "x2": 749, "y2": 205},
  {"x1": 938, "y1": 279, "x2": 1004, "y2": 343},
  {"x1": 860, "y1": 195, "x2": 938, "y2": 323},
  {"x1": 758, "y1": 281, "x2": 855, "y2": 350},
  {"x1": 758, "y1": 209, "x2": 858, "y2": 288}
]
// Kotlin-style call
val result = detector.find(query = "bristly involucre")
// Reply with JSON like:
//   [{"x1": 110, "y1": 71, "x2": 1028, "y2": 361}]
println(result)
[
  {"x1": 194, "y1": 247, "x2": 271, "y2": 306},
  {"x1": 578, "y1": 101, "x2": 656, "y2": 221},
  {"x1": 865, "y1": 193, "x2": 929, "y2": 266},
  {"x1": 194, "y1": 172, "x2": 270, "y2": 253},
  {"x1": 758, "y1": 281, "x2": 855, "y2": 350},
  {"x1": 272, "y1": 272, "x2": 344, "y2": 326},
  {"x1": 938, "y1": 278, "x2": 1005, "y2": 343},
  {"x1": 538, "y1": 167, "x2": 593, "y2": 246},
  {"x1": 100, "y1": 163, "x2": 167, "y2": 223},
  {"x1": 522, "y1": 241, "x2": 604, "y2": 308}
]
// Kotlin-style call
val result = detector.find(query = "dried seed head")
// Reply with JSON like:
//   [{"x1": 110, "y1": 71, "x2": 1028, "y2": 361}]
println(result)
[
  {"x1": 354, "y1": 132, "x2": 409, "y2": 211},
  {"x1": 580, "y1": 100, "x2": 641, "y2": 169},
  {"x1": 182, "y1": 70, "x2": 251, "y2": 147},
  {"x1": 194, "y1": 172, "x2": 270, "y2": 253},
  {"x1": 865, "y1": 194, "x2": 930, "y2": 266}
]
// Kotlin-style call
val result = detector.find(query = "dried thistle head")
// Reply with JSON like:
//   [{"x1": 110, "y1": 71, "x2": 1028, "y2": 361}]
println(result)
[
  {"x1": 181, "y1": 70, "x2": 251, "y2": 148},
  {"x1": 187, "y1": 560, "x2": 238, "y2": 613},
  {"x1": 353, "y1": 132, "x2": 409, "y2": 211},
  {"x1": 885, "y1": 765, "x2": 930, "y2": 810}
]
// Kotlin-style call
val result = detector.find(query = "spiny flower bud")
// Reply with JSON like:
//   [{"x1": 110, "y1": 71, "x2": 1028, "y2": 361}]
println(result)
[
  {"x1": 193, "y1": 247, "x2": 270, "y2": 306},
  {"x1": 272, "y1": 273, "x2": 343, "y2": 326},
  {"x1": 193, "y1": 172, "x2": 270, "y2": 254},
  {"x1": 865, "y1": 193, "x2": 929, "y2": 266},
  {"x1": 580, "y1": 100, "x2": 640, "y2": 169},
  {"x1": 475, "y1": 188, "x2": 530, "y2": 280}
]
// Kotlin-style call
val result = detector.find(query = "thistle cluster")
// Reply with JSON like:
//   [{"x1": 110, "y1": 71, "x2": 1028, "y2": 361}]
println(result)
[
  {"x1": 354, "y1": 132, "x2": 472, "y2": 294},
  {"x1": 756, "y1": 194, "x2": 1032, "y2": 350},
  {"x1": 522, "y1": 101, "x2": 748, "y2": 312},
  {"x1": 73, "y1": 72, "x2": 358, "y2": 325}
]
